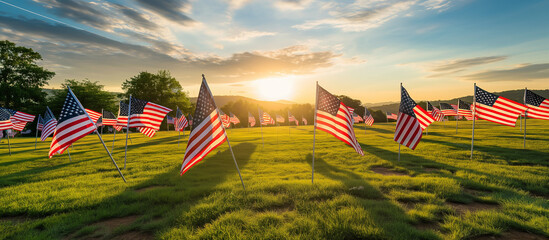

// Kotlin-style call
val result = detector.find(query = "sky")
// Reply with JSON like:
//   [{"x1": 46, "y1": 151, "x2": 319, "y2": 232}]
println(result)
[{"x1": 1, "y1": 0, "x2": 548, "y2": 104}]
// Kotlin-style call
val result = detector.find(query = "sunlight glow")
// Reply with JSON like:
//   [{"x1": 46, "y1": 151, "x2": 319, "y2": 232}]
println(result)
[{"x1": 254, "y1": 76, "x2": 295, "y2": 101}]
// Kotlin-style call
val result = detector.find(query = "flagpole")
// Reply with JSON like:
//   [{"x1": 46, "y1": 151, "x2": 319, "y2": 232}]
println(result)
[
  {"x1": 177, "y1": 106, "x2": 181, "y2": 147},
  {"x1": 258, "y1": 107, "x2": 264, "y2": 149},
  {"x1": 101, "y1": 108, "x2": 104, "y2": 136},
  {"x1": 398, "y1": 144, "x2": 400, "y2": 161},
  {"x1": 398, "y1": 82, "x2": 402, "y2": 161},
  {"x1": 112, "y1": 125, "x2": 116, "y2": 150},
  {"x1": 455, "y1": 100, "x2": 459, "y2": 134},
  {"x1": 470, "y1": 83, "x2": 476, "y2": 160},
  {"x1": 425, "y1": 103, "x2": 428, "y2": 136},
  {"x1": 34, "y1": 114, "x2": 40, "y2": 150},
  {"x1": 6, "y1": 130, "x2": 11, "y2": 156},
  {"x1": 67, "y1": 146, "x2": 71, "y2": 162},
  {"x1": 312, "y1": 81, "x2": 319, "y2": 184},
  {"x1": 68, "y1": 86, "x2": 126, "y2": 182},
  {"x1": 523, "y1": 87, "x2": 527, "y2": 149},
  {"x1": 203, "y1": 74, "x2": 245, "y2": 190},
  {"x1": 124, "y1": 94, "x2": 132, "y2": 169}
]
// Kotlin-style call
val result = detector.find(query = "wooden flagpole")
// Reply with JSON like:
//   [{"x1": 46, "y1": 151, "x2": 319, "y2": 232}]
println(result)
[
  {"x1": 124, "y1": 94, "x2": 132, "y2": 169},
  {"x1": 258, "y1": 107, "x2": 264, "y2": 149},
  {"x1": 456, "y1": 99, "x2": 459, "y2": 134},
  {"x1": 523, "y1": 87, "x2": 527, "y2": 149},
  {"x1": 34, "y1": 114, "x2": 40, "y2": 150},
  {"x1": 203, "y1": 74, "x2": 245, "y2": 190},
  {"x1": 68, "y1": 86, "x2": 126, "y2": 182},
  {"x1": 470, "y1": 83, "x2": 476, "y2": 160},
  {"x1": 312, "y1": 81, "x2": 319, "y2": 184}
]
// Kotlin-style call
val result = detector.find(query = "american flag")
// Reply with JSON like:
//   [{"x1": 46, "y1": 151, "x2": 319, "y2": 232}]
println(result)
[
  {"x1": 219, "y1": 110, "x2": 231, "y2": 128},
  {"x1": 128, "y1": 97, "x2": 172, "y2": 131},
  {"x1": 0, "y1": 108, "x2": 12, "y2": 131},
  {"x1": 41, "y1": 107, "x2": 57, "y2": 141},
  {"x1": 276, "y1": 114, "x2": 285, "y2": 123},
  {"x1": 363, "y1": 107, "x2": 374, "y2": 126},
  {"x1": 347, "y1": 107, "x2": 355, "y2": 115},
  {"x1": 230, "y1": 113, "x2": 240, "y2": 124},
  {"x1": 166, "y1": 115, "x2": 175, "y2": 125},
  {"x1": 386, "y1": 112, "x2": 398, "y2": 120},
  {"x1": 315, "y1": 84, "x2": 363, "y2": 155},
  {"x1": 439, "y1": 103, "x2": 457, "y2": 116},
  {"x1": 115, "y1": 101, "x2": 129, "y2": 132},
  {"x1": 96, "y1": 117, "x2": 103, "y2": 127},
  {"x1": 524, "y1": 89, "x2": 549, "y2": 120},
  {"x1": 288, "y1": 112, "x2": 298, "y2": 125},
  {"x1": 138, "y1": 127, "x2": 156, "y2": 137},
  {"x1": 302, "y1": 116, "x2": 307, "y2": 125},
  {"x1": 352, "y1": 113, "x2": 363, "y2": 123},
  {"x1": 248, "y1": 112, "x2": 256, "y2": 127},
  {"x1": 260, "y1": 110, "x2": 275, "y2": 125},
  {"x1": 176, "y1": 107, "x2": 188, "y2": 131},
  {"x1": 37, "y1": 115, "x2": 44, "y2": 131},
  {"x1": 12, "y1": 121, "x2": 27, "y2": 131},
  {"x1": 0, "y1": 107, "x2": 35, "y2": 123},
  {"x1": 474, "y1": 86, "x2": 526, "y2": 127},
  {"x1": 49, "y1": 88, "x2": 98, "y2": 158},
  {"x1": 187, "y1": 114, "x2": 193, "y2": 128},
  {"x1": 180, "y1": 77, "x2": 227, "y2": 175},
  {"x1": 85, "y1": 109, "x2": 101, "y2": 124},
  {"x1": 427, "y1": 102, "x2": 444, "y2": 121},
  {"x1": 458, "y1": 99, "x2": 474, "y2": 120},
  {"x1": 394, "y1": 86, "x2": 434, "y2": 150},
  {"x1": 101, "y1": 110, "x2": 117, "y2": 126}
]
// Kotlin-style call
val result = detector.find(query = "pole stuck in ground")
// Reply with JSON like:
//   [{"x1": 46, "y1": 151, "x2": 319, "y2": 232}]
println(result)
[
  {"x1": 34, "y1": 114, "x2": 40, "y2": 150},
  {"x1": 470, "y1": 83, "x2": 477, "y2": 160},
  {"x1": 312, "y1": 81, "x2": 319, "y2": 184},
  {"x1": 124, "y1": 94, "x2": 132, "y2": 170}
]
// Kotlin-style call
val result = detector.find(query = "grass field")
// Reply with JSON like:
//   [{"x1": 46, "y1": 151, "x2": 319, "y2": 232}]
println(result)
[{"x1": 0, "y1": 120, "x2": 548, "y2": 240}]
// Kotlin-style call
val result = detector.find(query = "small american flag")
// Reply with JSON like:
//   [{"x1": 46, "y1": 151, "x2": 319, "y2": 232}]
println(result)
[
  {"x1": 187, "y1": 114, "x2": 193, "y2": 127},
  {"x1": 0, "y1": 107, "x2": 35, "y2": 123},
  {"x1": 394, "y1": 86, "x2": 434, "y2": 150},
  {"x1": 276, "y1": 114, "x2": 285, "y2": 123},
  {"x1": 101, "y1": 110, "x2": 118, "y2": 126},
  {"x1": 427, "y1": 102, "x2": 444, "y2": 121},
  {"x1": 363, "y1": 107, "x2": 374, "y2": 126},
  {"x1": 176, "y1": 108, "x2": 188, "y2": 131},
  {"x1": 474, "y1": 86, "x2": 526, "y2": 127},
  {"x1": 96, "y1": 117, "x2": 103, "y2": 127},
  {"x1": 219, "y1": 110, "x2": 231, "y2": 128},
  {"x1": 352, "y1": 113, "x2": 363, "y2": 123},
  {"x1": 85, "y1": 109, "x2": 101, "y2": 124},
  {"x1": 12, "y1": 121, "x2": 27, "y2": 131},
  {"x1": 439, "y1": 103, "x2": 457, "y2": 116},
  {"x1": 0, "y1": 108, "x2": 12, "y2": 131},
  {"x1": 115, "y1": 101, "x2": 129, "y2": 132},
  {"x1": 260, "y1": 110, "x2": 274, "y2": 125},
  {"x1": 180, "y1": 76, "x2": 227, "y2": 175},
  {"x1": 248, "y1": 112, "x2": 256, "y2": 127},
  {"x1": 316, "y1": 84, "x2": 363, "y2": 155},
  {"x1": 458, "y1": 99, "x2": 474, "y2": 120},
  {"x1": 37, "y1": 115, "x2": 44, "y2": 131},
  {"x1": 128, "y1": 97, "x2": 172, "y2": 131},
  {"x1": 138, "y1": 127, "x2": 156, "y2": 137},
  {"x1": 302, "y1": 116, "x2": 307, "y2": 125},
  {"x1": 386, "y1": 112, "x2": 398, "y2": 120},
  {"x1": 166, "y1": 115, "x2": 175, "y2": 125},
  {"x1": 230, "y1": 113, "x2": 240, "y2": 124},
  {"x1": 41, "y1": 107, "x2": 57, "y2": 141},
  {"x1": 49, "y1": 88, "x2": 98, "y2": 158},
  {"x1": 288, "y1": 112, "x2": 298, "y2": 125},
  {"x1": 524, "y1": 89, "x2": 549, "y2": 120}
]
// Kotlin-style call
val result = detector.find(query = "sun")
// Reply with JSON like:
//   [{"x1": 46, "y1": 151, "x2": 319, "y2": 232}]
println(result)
[{"x1": 254, "y1": 76, "x2": 295, "y2": 101}]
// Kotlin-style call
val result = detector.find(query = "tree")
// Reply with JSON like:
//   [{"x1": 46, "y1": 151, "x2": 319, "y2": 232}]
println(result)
[
  {"x1": 0, "y1": 40, "x2": 54, "y2": 113},
  {"x1": 122, "y1": 70, "x2": 192, "y2": 113},
  {"x1": 48, "y1": 79, "x2": 117, "y2": 115},
  {"x1": 338, "y1": 95, "x2": 364, "y2": 117}
]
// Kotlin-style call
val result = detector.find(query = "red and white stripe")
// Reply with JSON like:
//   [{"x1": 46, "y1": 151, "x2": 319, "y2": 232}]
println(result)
[
  {"x1": 262, "y1": 113, "x2": 274, "y2": 125},
  {"x1": 180, "y1": 111, "x2": 227, "y2": 175},
  {"x1": 12, "y1": 121, "x2": 27, "y2": 131},
  {"x1": 49, "y1": 115, "x2": 95, "y2": 158},
  {"x1": 176, "y1": 115, "x2": 188, "y2": 131},
  {"x1": 394, "y1": 113, "x2": 422, "y2": 150},
  {"x1": 114, "y1": 125, "x2": 123, "y2": 132},
  {"x1": 0, "y1": 120, "x2": 11, "y2": 131},
  {"x1": 474, "y1": 97, "x2": 526, "y2": 127},
  {"x1": 220, "y1": 114, "x2": 230, "y2": 128},
  {"x1": 316, "y1": 103, "x2": 363, "y2": 155},
  {"x1": 353, "y1": 114, "x2": 363, "y2": 123},
  {"x1": 85, "y1": 109, "x2": 101, "y2": 124},
  {"x1": 249, "y1": 116, "x2": 256, "y2": 127},
  {"x1": 364, "y1": 115, "x2": 374, "y2": 126},
  {"x1": 387, "y1": 113, "x2": 398, "y2": 120},
  {"x1": 116, "y1": 116, "x2": 128, "y2": 128},
  {"x1": 37, "y1": 123, "x2": 44, "y2": 131},
  {"x1": 11, "y1": 111, "x2": 35, "y2": 123},
  {"x1": 138, "y1": 127, "x2": 156, "y2": 137},
  {"x1": 41, "y1": 119, "x2": 57, "y2": 141},
  {"x1": 430, "y1": 107, "x2": 444, "y2": 121},
  {"x1": 413, "y1": 106, "x2": 435, "y2": 130},
  {"x1": 526, "y1": 99, "x2": 549, "y2": 120},
  {"x1": 102, "y1": 118, "x2": 117, "y2": 126},
  {"x1": 129, "y1": 102, "x2": 171, "y2": 130}
]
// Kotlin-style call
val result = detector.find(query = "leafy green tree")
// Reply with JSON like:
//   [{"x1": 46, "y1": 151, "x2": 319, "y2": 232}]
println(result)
[
  {"x1": 122, "y1": 70, "x2": 192, "y2": 113},
  {"x1": 0, "y1": 40, "x2": 54, "y2": 113},
  {"x1": 48, "y1": 79, "x2": 117, "y2": 115},
  {"x1": 338, "y1": 95, "x2": 364, "y2": 117}
]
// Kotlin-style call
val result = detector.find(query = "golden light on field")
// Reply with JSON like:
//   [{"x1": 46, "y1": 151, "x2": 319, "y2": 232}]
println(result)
[{"x1": 254, "y1": 76, "x2": 295, "y2": 101}]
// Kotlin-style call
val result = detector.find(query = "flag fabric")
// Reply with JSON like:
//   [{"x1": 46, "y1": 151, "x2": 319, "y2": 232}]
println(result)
[
  {"x1": 474, "y1": 86, "x2": 527, "y2": 127},
  {"x1": 427, "y1": 102, "x2": 444, "y2": 121},
  {"x1": 167, "y1": 115, "x2": 175, "y2": 125},
  {"x1": 458, "y1": 99, "x2": 474, "y2": 120},
  {"x1": 276, "y1": 114, "x2": 285, "y2": 123},
  {"x1": 138, "y1": 127, "x2": 156, "y2": 137},
  {"x1": 302, "y1": 116, "x2": 307, "y2": 125},
  {"x1": 85, "y1": 109, "x2": 101, "y2": 124},
  {"x1": 96, "y1": 117, "x2": 103, "y2": 127},
  {"x1": 37, "y1": 115, "x2": 44, "y2": 131},
  {"x1": 288, "y1": 112, "x2": 298, "y2": 125},
  {"x1": 347, "y1": 107, "x2": 355, "y2": 115},
  {"x1": 352, "y1": 113, "x2": 363, "y2": 123},
  {"x1": 219, "y1": 110, "x2": 231, "y2": 128},
  {"x1": 439, "y1": 103, "x2": 457, "y2": 116},
  {"x1": 115, "y1": 101, "x2": 129, "y2": 131},
  {"x1": 364, "y1": 108, "x2": 374, "y2": 126},
  {"x1": 128, "y1": 97, "x2": 172, "y2": 131},
  {"x1": 0, "y1": 108, "x2": 12, "y2": 131},
  {"x1": 0, "y1": 107, "x2": 35, "y2": 123},
  {"x1": 248, "y1": 112, "x2": 256, "y2": 127},
  {"x1": 101, "y1": 110, "x2": 117, "y2": 126},
  {"x1": 260, "y1": 110, "x2": 275, "y2": 125},
  {"x1": 176, "y1": 108, "x2": 188, "y2": 131},
  {"x1": 394, "y1": 86, "x2": 435, "y2": 150},
  {"x1": 386, "y1": 112, "x2": 398, "y2": 120},
  {"x1": 41, "y1": 108, "x2": 57, "y2": 141},
  {"x1": 180, "y1": 78, "x2": 227, "y2": 175},
  {"x1": 524, "y1": 90, "x2": 549, "y2": 120},
  {"x1": 0, "y1": 130, "x2": 3, "y2": 138},
  {"x1": 230, "y1": 113, "x2": 240, "y2": 124},
  {"x1": 315, "y1": 84, "x2": 363, "y2": 155},
  {"x1": 12, "y1": 121, "x2": 27, "y2": 131},
  {"x1": 49, "y1": 89, "x2": 97, "y2": 158},
  {"x1": 187, "y1": 114, "x2": 193, "y2": 128}
]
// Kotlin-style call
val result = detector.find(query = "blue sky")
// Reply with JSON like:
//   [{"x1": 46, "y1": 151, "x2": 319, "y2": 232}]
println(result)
[{"x1": 1, "y1": 0, "x2": 547, "y2": 103}]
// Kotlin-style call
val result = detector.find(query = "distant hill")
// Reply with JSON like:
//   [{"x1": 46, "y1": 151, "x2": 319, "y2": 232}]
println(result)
[
  {"x1": 190, "y1": 95, "x2": 296, "y2": 111},
  {"x1": 370, "y1": 89, "x2": 549, "y2": 114}
]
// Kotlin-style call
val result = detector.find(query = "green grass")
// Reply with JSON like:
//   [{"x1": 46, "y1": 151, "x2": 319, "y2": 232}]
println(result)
[{"x1": 0, "y1": 120, "x2": 548, "y2": 239}]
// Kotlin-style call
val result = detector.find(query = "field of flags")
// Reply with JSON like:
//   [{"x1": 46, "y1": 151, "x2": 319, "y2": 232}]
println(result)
[{"x1": 1, "y1": 76, "x2": 548, "y2": 186}]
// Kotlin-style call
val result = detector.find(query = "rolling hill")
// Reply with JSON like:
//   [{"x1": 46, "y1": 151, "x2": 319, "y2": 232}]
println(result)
[{"x1": 190, "y1": 95, "x2": 297, "y2": 111}]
